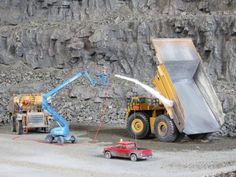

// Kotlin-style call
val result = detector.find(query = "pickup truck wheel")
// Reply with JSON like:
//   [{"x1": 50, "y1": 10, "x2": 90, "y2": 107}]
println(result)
[
  {"x1": 16, "y1": 120, "x2": 23, "y2": 135},
  {"x1": 45, "y1": 135, "x2": 54, "y2": 143},
  {"x1": 130, "y1": 154, "x2": 137, "y2": 162},
  {"x1": 56, "y1": 136, "x2": 64, "y2": 145},
  {"x1": 154, "y1": 115, "x2": 179, "y2": 142},
  {"x1": 104, "y1": 151, "x2": 112, "y2": 159},
  {"x1": 127, "y1": 112, "x2": 150, "y2": 139}
]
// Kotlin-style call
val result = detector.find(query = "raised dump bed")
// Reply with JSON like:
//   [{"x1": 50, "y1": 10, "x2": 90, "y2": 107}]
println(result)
[{"x1": 152, "y1": 38, "x2": 224, "y2": 135}]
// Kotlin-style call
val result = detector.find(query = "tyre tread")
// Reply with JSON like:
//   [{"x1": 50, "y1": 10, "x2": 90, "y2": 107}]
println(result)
[
  {"x1": 127, "y1": 112, "x2": 150, "y2": 139},
  {"x1": 154, "y1": 115, "x2": 179, "y2": 142}
]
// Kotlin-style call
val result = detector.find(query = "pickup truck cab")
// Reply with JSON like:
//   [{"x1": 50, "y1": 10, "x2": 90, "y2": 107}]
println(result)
[{"x1": 103, "y1": 141, "x2": 152, "y2": 161}]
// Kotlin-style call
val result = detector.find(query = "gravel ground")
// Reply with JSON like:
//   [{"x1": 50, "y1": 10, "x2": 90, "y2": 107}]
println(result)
[{"x1": 0, "y1": 125, "x2": 235, "y2": 177}]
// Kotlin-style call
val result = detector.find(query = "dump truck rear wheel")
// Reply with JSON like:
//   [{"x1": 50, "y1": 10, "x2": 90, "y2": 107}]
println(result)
[
  {"x1": 16, "y1": 120, "x2": 23, "y2": 135},
  {"x1": 127, "y1": 112, "x2": 150, "y2": 139},
  {"x1": 154, "y1": 115, "x2": 179, "y2": 142}
]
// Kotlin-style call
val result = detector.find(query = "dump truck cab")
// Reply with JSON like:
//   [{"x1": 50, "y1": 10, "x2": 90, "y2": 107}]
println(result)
[{"x1": 125, "y1": 97, "x2": 164, "y2": 117}]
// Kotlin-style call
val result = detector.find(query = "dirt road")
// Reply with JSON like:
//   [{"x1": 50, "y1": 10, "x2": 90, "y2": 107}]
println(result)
[{"x1": 0, "y1": 125, "x2": 235, "y2": 177}]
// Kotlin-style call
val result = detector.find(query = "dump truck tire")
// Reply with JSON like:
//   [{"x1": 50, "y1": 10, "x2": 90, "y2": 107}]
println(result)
[
  {"x1": 127, "y1": 112, "x2": 150, "y2": 139},
  {"x1": 154, "y1": 115, "x2": 179, "y2": 142},
  {"x1": 16, "y1": 120, "x2": 23, "y2": 135}
]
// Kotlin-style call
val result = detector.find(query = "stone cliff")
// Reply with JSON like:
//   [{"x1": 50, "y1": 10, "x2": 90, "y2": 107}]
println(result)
[{"x1": 0, "y1": 0, "x2": 235, "y2": 136}]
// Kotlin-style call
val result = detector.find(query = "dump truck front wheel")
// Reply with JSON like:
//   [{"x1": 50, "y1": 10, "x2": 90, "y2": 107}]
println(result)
[
  {"x1": 127, "y1": 112, "x2": 150, "y2": 139},
  {"x1": 154, "y1": 115, "x2": 179, "y2": 142}
]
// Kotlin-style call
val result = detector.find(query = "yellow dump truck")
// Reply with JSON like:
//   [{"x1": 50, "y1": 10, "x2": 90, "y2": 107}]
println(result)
[
  {"x1": 8, "y1": 93, "x2": 51, "y2": 134},
  {"x1": 125, "y1": 38, "x2": 225, "y2": 142}
]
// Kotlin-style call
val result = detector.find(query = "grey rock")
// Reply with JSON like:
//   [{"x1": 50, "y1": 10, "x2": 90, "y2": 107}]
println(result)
[
  {"x1": 94, "y1": 97, "x2": 103, "y2": 103},
  {"x1": 0, "y1": 50, "x2": 16, "y2": 65},
  {"x1": 198, "y1": 1, "x2": 210, "y2": 13},
  {"x1": 69, "y1": 85, "x2": 96, "y2": 100},
  {"x1": 15, "y1": 42, "x2": 24, "y2": 57},
  {"x1": 98, "y1": 89, "x2": 113, "y2": 98},
  {"x1": 67, "y1": 41, "x2": 84, "y2": 50}
]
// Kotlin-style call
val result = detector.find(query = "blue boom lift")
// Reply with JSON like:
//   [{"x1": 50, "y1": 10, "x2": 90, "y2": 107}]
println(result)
[{"x1": 43, "y1": 71, "x2": 108, "y2": 145}]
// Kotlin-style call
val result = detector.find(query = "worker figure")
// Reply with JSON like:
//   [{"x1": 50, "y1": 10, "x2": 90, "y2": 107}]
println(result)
[
  {"x1": 13, "y1": 97, "x2": 22, "y2": 114},
  {"x1": 18, "y1": 103, "x2": 23, "y2": 114}
]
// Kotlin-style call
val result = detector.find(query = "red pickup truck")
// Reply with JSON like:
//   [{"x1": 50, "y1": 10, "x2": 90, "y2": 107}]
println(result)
[{"x1": 103, "y1": 141, "x2": 152, "y2": 161}]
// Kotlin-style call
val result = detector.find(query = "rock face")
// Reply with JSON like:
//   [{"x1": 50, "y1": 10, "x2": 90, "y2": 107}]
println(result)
[{"x1": 0, "y1": 0, "x2": 235, "y2": 136}]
